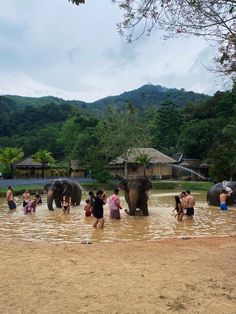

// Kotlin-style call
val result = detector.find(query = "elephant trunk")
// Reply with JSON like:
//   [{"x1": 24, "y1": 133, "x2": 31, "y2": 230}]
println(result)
[
  {"x1": 128, "y1": 188, "x2": 139, "y2": 215},
  {"x1": 47, "y1": 189, "x2": 54, "y2": 211}
]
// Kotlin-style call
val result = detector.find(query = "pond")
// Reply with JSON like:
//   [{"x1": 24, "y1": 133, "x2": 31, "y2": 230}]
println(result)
[{"x1": 0, "y1": 191, "x2": 235, "y2": 243}]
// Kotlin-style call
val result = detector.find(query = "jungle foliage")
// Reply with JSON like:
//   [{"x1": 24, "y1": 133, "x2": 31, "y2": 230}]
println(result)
[{"x1": 0, "y1": 84, "x2": 235, "y2": 181}]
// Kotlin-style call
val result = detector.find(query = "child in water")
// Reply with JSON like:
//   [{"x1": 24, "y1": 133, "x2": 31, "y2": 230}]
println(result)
[{"x1": 84, "y1": 199, "x2": 92, "y2": 217}]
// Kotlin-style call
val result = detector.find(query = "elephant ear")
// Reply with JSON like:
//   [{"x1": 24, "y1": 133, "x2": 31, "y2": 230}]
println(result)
[
  {"x1": 144, "y1": 179, "x2": 153, "y2": 191},
  {"x1": 44, "y1": 183, "x2": 51, "y2": 192},
  {"x1": 119, "y1": 179, "x2": 128, "y2": 191}
]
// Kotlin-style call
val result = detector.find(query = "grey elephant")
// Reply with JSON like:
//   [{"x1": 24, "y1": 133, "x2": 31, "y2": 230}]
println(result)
[
  {"x1": 119, "y1": 178, "x2": 153, "y2": 216},
  {"x1": 207, "y1": 181, "x2": 236, "y2": 206},
  {"x1": 44, "y1": 178, "x2": 82, "y2": 211}
]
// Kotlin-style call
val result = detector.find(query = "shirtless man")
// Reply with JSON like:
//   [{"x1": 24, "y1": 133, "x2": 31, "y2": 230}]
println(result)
[
  {"x1": 185, "y1": 190, "x2": 195, "y2": 217},
  {"x1": 219, "y1": 189, "x2": 230, "y2": 211},
  {"x1": 6, "y1": 185, "x2": 17, "y2": 210}
]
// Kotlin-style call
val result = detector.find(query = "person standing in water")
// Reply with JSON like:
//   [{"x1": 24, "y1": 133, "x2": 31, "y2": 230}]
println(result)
[
  {"x1": 185, "y1": 190, "x2": 195, "y2": 218},
  {"x1": 219, "y1": 189, "x2": 232, "y2": 211},
  {"x1": 108, "y1": 188, "x2": 122, "y2": 219},
  {"x1": 84, "y1": 199, "x2": 93, "y2": 217},
  {"x1": 61, "y1": 191, "x2": 71, "y2": 214},
  {"x1": 22, "y1": 190, "x2": 31, "y2": 207},
  {"x1": 24, "y1": 195, "x2": 39, "y2": 214},
  {"x1": 6, "y1": 186, "x2": 16, "y2": 210},
  {"x1": 173, "y1": 195, "x2": 184, "y2": 222},
  {"x1": 93, "y1": 190, "x2": 107, "y2": 229}
]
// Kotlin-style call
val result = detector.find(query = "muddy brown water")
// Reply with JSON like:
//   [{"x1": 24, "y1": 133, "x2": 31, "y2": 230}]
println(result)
[{"x1": 0, "y1": 191, "x2": 235, "y2": 243}]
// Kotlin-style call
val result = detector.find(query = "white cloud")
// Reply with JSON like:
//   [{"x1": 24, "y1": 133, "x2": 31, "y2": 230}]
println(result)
[{"x1": 0, "y1": 0, "x2": 230, "y2": 102}]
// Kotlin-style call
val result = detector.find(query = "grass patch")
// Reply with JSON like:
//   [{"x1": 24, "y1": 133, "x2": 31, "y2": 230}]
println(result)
[
  {"x1": 0, "y1": 180, "x2": 213, "y2": 197},
  {"x1": 151, "y1": 180, "x2": 213, "y2": 191}
]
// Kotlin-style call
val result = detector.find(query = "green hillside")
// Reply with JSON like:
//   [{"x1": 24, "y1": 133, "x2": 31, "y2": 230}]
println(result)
[
  {"x1": 2, "y1": 84, "x2": 209, "y2": 115},
  {"x1": 88, "y1": 84, "x2": 209, "y2": 113},
  {"x1": 0, "y1": 84, "x2": 235, "y2": 182}
]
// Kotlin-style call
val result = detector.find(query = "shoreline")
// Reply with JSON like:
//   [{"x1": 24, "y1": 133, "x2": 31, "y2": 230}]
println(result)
[{"x1": 0, "y1": 236, "x2": 235, "y2": 313}]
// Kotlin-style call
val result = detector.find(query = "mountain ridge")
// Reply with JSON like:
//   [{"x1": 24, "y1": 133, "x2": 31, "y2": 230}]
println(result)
[{"x1": 1, "y1": 84, "x2": 210, "y2": 114}]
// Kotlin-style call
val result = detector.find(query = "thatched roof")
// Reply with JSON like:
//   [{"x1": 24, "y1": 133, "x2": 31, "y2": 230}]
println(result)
[
  {"x1": 13, "y1": 157, "x2": 46, "y2": 168},
  {"x1": 110, "y1": 148, "x2": 176, "y2": 165}
]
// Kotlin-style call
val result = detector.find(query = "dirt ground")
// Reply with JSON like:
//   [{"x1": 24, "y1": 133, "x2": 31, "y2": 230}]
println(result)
[{"x1": 0, "y1": 237, "x2": 235, "y2": 314}]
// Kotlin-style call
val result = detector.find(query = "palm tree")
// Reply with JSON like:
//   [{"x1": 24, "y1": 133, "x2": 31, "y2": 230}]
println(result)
[
  {"x1": 136, "y1": 152, "x2": 152, "y2": 177},
  {"x1": 0, "y1": 147, "x2": 24, "y2": 178},
  {"x1": 33, "y1": 150, "x2": 55, "y2": 179}
]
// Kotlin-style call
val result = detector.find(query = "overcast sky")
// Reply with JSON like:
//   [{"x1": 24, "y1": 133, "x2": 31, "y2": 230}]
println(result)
[{"x1": 0, "y1": 0, "x2": 229, "y2": 102}]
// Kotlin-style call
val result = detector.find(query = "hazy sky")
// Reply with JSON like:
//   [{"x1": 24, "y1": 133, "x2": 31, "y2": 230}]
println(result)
[{"x1": 0, "y1": 0, "x2": 228, "y2": 102}]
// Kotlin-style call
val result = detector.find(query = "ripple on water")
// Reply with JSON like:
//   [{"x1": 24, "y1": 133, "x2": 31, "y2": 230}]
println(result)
[{"x1": 0, "y1": 191, "x2": 235, "y2": 243}]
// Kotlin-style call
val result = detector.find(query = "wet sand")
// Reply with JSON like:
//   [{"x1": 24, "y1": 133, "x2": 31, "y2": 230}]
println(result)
[{"x1": 0, "y1": 236, "x2": 235, "y2": 314}]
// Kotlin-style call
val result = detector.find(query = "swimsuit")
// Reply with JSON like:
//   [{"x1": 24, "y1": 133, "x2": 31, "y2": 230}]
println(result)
[
  {"x1": 220, "y1": 203, "x2": 228, "y2": 211},
  {"x1": 186, "y1": 207, "x2": 194, "y2": 216},
  {"x1": 8, "y1": 200, "x2": 16, "y2": 210},
  {"x1": 23, "y1": 200, "x2": 30, "y2": 207}
]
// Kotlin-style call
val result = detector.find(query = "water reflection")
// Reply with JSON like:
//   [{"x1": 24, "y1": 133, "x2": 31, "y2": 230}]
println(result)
[{"x1": 0, "y1": 191, "x2": 235, "y2": 243}]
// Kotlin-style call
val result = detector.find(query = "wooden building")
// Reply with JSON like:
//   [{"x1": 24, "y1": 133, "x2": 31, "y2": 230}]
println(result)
[
  {"x1": 13, "y1": 157, "x2": 48, "y2": 178},
  {"x1": 13, "y1": 157, "x2": 69, "y2": 178},
  {"x1": 107, "y1": 147, "x2": 175, "y2": 179}
]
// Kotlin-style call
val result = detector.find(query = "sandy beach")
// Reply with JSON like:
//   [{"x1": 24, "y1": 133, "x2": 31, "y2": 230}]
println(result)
[{"x1": 0, "y1": 236, "x2": 235, "y2": 314}]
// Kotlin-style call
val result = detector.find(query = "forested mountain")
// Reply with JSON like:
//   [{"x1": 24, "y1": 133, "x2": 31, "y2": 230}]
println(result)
[
  {"x1": 3, "y1": 84, "x2": 209, "y2": 115},
  {"x1": 88, "y1": 84, "x2": 209, "y2": 113},
  {"x1": 0, "y1": 84, "x2": 235, "y2": 181}
]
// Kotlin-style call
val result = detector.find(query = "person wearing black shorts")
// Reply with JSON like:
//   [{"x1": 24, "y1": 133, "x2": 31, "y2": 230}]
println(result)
[{"x1": 93, "y1": 190, "x2": 106, "y2": 228}]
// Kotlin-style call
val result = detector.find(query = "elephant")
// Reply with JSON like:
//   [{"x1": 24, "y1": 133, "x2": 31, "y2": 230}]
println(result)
[
  {"x1": 207, "y1": 181, "x2": 236, "y2": 206},
  {"x1": 119, "y1": 178, "x2": 153, "y2": 216},
  {"x1": 44, "y1": 178, "x2": 82, "y2": 211}
]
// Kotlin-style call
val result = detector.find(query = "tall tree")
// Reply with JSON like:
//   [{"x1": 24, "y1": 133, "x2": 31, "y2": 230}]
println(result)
[
  {"x1": 33, "y1": 150, "x2": 55, "y2": 179},
  {"x1": 96, "y1": 104, "x2": 151, "y2": 178},
  {"x1": 154, "y1": 101, "x2": 184, "y2": 154},
  {"x1": 0, "y1": 147, "x2": 24, "y2": 178}
]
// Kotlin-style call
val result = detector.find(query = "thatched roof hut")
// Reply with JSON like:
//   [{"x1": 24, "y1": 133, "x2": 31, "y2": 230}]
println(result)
[
  {"x1": 110, "y1": 147, "x2": 176, "y2": 165},
  {"x1": 108, "y1": 147, "x2": 175, "y2": 179},
  {"x1": 13, "y1": 157, "x2": 45, "y2": 168}
]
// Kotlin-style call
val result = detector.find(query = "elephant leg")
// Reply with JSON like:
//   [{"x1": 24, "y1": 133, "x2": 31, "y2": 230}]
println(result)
[
  {"x1": 47, "y1": 190, "x2": 54, "y2": 211},
  {"x1": 55, "y1": 198, "x2": 62, "y2": 208},
  {"x1": 138, "y1": 198, "x2": 149, "y2": 216}
]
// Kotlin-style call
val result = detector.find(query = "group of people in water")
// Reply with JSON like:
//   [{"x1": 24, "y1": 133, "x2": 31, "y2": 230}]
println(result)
[
  {"x1": 173, "y1": 190, "x2": 196, "y2": 222},
  {"x1": 6, "y1": 184, "x2": 232, "y2": 229},
  {"x1": 6, "y1": 186, "x2": 42, "y2": 214},
  {"x1": 6, "y1": 185, "x2": 122, "y2": 229},
  {"x1": 84, "y1": 189, "x2": 122, "y2": 229}
]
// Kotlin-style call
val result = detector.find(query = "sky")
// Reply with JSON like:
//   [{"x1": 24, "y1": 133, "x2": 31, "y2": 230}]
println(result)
[{"x1": 0, "y1": 0, "x2": 230, "y2": 102}]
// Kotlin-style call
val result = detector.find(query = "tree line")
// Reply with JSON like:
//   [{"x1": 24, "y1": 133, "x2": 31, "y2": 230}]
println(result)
[{"x1": 0, "y1": 85, "x2": 236, "y2": 181}]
